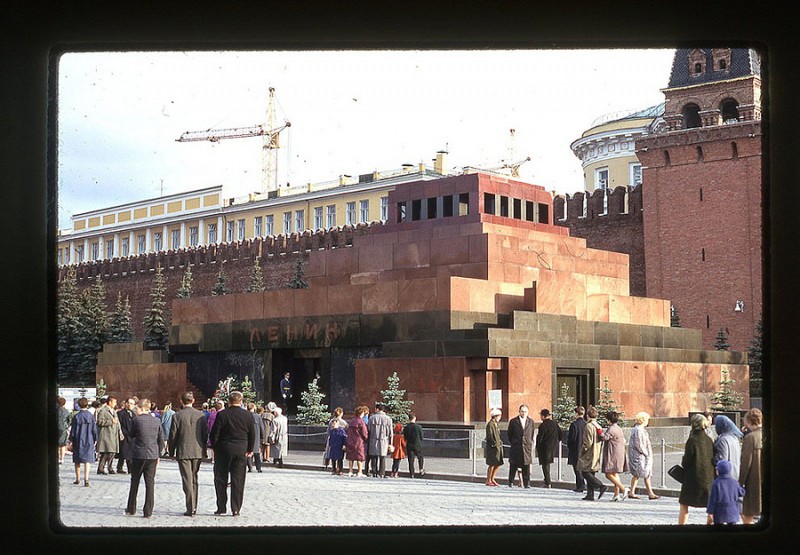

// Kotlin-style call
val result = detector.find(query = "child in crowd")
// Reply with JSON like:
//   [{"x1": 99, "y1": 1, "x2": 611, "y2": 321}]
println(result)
[
  {"x1": 707, "y1": 459, "x2": 745, "y2": 525},
  {"x1": 390, "y1": 423, "x2": 407, "y2": 477},
  {"x1": 327, "y1": 419, "x2": 347, "y2": 475}
]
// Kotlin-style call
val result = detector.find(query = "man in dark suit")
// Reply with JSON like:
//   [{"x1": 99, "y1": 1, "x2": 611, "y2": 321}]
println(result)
[
  {"x1": 125, "y1": 398, "x2": 164, "y2": 518},
  {"x1": 116, "y1": 397, "x2": 136, "y2": 474},
  {"x1": 210, "y1": 390, "x2": 255, "y2": 516},
  {"x1": 169, "y1": 391, "x2": 208, "y2": 517},
  {"x1": 567, "y1": 405, "x2": 587, "y2": 492},
  {"x1": 507, "y1": 404, "x2": 536, "y2": 488}
]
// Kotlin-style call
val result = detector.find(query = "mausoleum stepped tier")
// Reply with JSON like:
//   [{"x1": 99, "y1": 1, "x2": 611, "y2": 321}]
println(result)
[{"x1": 169, "y1": 172, "x2": 747, "y2": 422}]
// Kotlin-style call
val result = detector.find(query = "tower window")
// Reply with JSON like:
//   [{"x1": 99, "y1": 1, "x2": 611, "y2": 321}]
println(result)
[
  {"x1": 700, "y1": 188, "x2": 704, "y2": 201},
  {"x1": 721, "y1": 99, "x2": 740, "y2": 124},
  {"x1": 697, "y1": 146, "x2": 704, "y2": 162},
  {"x1": 732, "y1": 142, "x2": 739, "y2": 160},
  {"x1": 682, "y1": 103, "x2": 701, "y2": 129},
  {"x1": 694, "y1": 62, "x2": 702, "y2": 73},
  {"x1": 664, "y1": 150, "x2": 671, "y2": 168},
  {"x1": 701, "y1": 248, "x2": 706, "y2": 261},
  {"x1": 719, "y1": 59, "x2": 726, "y2": 70}
]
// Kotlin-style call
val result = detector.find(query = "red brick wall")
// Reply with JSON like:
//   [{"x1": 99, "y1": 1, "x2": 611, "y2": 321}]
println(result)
[{"x1": 636, "y1": 121, "x2": 762, "y2": 350}]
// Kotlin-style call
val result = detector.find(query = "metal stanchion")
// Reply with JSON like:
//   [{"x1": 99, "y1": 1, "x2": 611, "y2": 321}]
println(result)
[
  {"x1": 471, "y1": 429, "x2": 478, "y2": 477},
  {"x1": 557, "y1": 440, "x2": 563, "y2": 481},
  {"x1": 660, "y1": 438, "x2": 666, "y2": 487}
]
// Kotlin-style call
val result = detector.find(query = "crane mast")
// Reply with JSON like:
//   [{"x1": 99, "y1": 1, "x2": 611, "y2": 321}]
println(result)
[{"x1": 176, "y1": 87, "x2": 290, "y2": 194}]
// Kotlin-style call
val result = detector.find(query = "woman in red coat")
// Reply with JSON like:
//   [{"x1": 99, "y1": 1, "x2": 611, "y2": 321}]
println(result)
[
  {"x1": 345, "y1": 406, "x2": 369, "y2": 477},
  {"x1": 390, "y1": 423, "x2": 407, "y2": 477}
]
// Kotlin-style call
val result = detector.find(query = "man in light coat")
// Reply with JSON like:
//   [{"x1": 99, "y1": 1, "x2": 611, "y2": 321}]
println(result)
[
  {"x1": 367, "y1": 401, "x2": 393, "y2": 478},
  {"x1": 577, "y1": 405, "x2": 607, "y2": 501},
  {"x1": 168, "y1": 391, "x2": 208, "y2": 517},
  {"x1": 507, "y1": 404, "x2": 536, "y2": 488},
  {"x1": 96, "y1": 396, "x2": 121, "y2": 474}
]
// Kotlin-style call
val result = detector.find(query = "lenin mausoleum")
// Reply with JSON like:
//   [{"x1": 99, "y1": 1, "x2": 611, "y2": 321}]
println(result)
[{"x1": 100, "y1": 171, "x2": 750, "y2": 423}]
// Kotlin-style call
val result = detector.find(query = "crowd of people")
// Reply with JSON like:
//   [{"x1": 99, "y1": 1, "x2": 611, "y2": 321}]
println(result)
[
  {"x1": 56, "y1": 394, "x2": 762, "y2": 525},
  {"x1": 484, "y1": 404, "x2": 763, "y2": 525}
]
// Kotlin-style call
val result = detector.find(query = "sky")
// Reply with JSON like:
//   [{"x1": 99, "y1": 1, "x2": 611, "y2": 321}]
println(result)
[{"x1": 56, "y1": 49, "x2": 676, "y2": 229}]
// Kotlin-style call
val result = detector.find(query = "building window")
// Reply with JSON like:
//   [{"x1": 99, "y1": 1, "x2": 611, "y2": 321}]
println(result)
[
  {"x1": 283, "y1": 212, "x2": 292, "y2": 234},
  {"x1": 313, "y1": 207, "x2": 323, "y2": 230},
  {"x1": 719, "y1": 59, "x2": 726, "y2": 70},
  {"x1": 630, "y1": 163, "x2": 642, "y2": 187},
  {"x1": 346, "y1": 202, "x2": 356, "y2": 225},
  {"x1": 682, "y1": 104, "x2": 702, "y2": 129},
  {"x1": 237, "y1": 219, "x2": 245, "y2": 241},
  {"x1": 172, "y1": 229, "x2": 180, "y2": 249},
  {"x1": 458, "y1": 193, "x2": 470, "y2": 216},
  {"x1": 411, "y1": 199, "x2": 422, "y2": 221},
  {"x1": 226, "y1": 221, "x2": 234, "y2": 242},
  {"x1": 154, "y1": 232, "x2": 163, "y2": 251},
  {"x1": 595, "y1": 167, "x2": 609, "y2": 190},
  {"x1": 442, "y1": 195, "x2": 453, "y2": 218},
  {"x1": 189, "y1": 226, "x2": 198, "y2": 246},
  {"x1": 57, "y1": 250, "x2": 62, "y2": 265},
  {"x1": 484, "y1": 193, "x2": 496, "y2": 215},
  {"x1": 427, "y1": 198, "x2": 437, "y2": 219},
  {"x1": 359, "y1": 199, "x2": 370, "y2": 223},
  {"x1": 697, "y1": 146, "x2": 704, "y2": 162},
  {"x1": 380, "y1": 196, "x2": 388, "y2": 221},
  {"x1": 254, "y1": 216, "x2": 263, "y2": 237},
  {"x1": 207, "y1": 223, "x2": 217, "y2": 244},
  {"x1": 121, "y1": 237, "x2": 130, "y2": 256},
  {"x1": 76, "y1": 245, "x2": 84, "y2": 262},
  {"x1": 326, "y1": 205, "x2": 336, "y2": 228},
  {"x1": 64, "y1": 247, "x2": 70, "y2": 264},
  {"x1": 694, "y1": 62, "x2": 702, "y2": 73},
  {"x1": 106, "y1": 239, "x2": 114, "y2": 258},
  {"x1": 265, "y1": 215, "x2": 274, "y2": 236},
  {"x1": 92, "y1": 242, "x2": 100, "y2": 260},
  {"x1": 137, "y1": 235, "x2": 146, "y2": 253},
  {"x1": 721, "y1": 99, "x2": 740, "y2": 123},
  {"x1": 295, "y1": 210, "x2": 304, "y2": 232},
  {"x1": 397, "y1": 202, "x2": 407, "y2": 223}
]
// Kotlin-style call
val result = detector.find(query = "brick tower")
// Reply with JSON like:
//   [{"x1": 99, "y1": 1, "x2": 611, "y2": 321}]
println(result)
[{"x1": 636, "y1": 48, "x2": 762, "y2": 350}]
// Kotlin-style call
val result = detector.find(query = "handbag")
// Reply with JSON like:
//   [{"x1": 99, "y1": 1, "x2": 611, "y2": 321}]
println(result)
[
  {"x1": 387, "y1": 444, "x2": 395, "y2": 454},
  {"x1": 668, "y1": 464, "x2": 685, "y2": 483}
]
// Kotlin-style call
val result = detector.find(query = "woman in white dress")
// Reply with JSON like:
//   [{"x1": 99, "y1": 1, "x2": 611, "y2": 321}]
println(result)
[{"x1": 627, "y1": 411, "x2": 660, "y2": 499}]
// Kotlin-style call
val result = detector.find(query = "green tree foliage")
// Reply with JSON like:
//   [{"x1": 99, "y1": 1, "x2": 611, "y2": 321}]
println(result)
[
  {"x1": 714, "y1": 327, "x2": 730, "y2": 351},
  {"x1": 747, "y1": 317, "x2": 763, "y2": 398},
  {"x1": 595, "y1": 376, "x2": 625, "y2": 428},
  {"x1": 670, "y1": 304, "x2": 682, "y2": 327},
  {"x1": 553, "y1": 382, "x2": 578, "y2": 430},
  {"x1": 247, "y1": 258, "x2": 265, "y2": 292},
  {"x1": 108, "y1": 292, "x2": 133, "y2": 343},
  {"x1": 381, "y1": 372, "x2": 414, "y2": 424},
  {"x1": 57, "y1": 266, "x2": 82, "y2": 382},
  {"x1": 240, "y1": 375, "x2": 262, "y2": 406},
  {"x1": 288, "y1": 257, "x2": 308, "y2": 289},
  {"x1": 710, "y1": 368, "x2": 744, "y2": 411},
  {"x1": 143, "y1": 265, "x2": 169, "y2": 349},
  {"x1": 296, "y1": 378, "x2": 330, "y2": 425},
  {"x1": 96, "y1": 378, "x2": 107, "y2": 398},
  {"x1": 177, "y1": 265, "x2": 193, "y2": 298},
  {"x1": 67, "y1": 276, "x2": 111, "y2": 385},
  {"x1": 211, "y1": 265, "x2": 228, "y2": 296}
]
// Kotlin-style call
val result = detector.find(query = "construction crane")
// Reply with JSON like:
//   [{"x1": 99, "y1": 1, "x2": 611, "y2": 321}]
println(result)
[
  {"x1": 176, "y1": 87, "x2": 290, "y2": 194},
  {"x1": 461, "y1": 128, "x2": 531, "y2": 178}
]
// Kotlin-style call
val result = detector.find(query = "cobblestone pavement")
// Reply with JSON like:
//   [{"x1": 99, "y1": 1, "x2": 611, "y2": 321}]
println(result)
[{"x1": 56, "y1": 450, "x2": 710, "y2": 528}]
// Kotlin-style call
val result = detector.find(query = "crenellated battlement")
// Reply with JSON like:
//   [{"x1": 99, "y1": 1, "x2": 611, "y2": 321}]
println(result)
[
  {"x1": 553, "y1": 184, "x2": 642, "y2": 223},
  {"x1": 59, "y1": 223, "x2": 377, "y2": 283}
]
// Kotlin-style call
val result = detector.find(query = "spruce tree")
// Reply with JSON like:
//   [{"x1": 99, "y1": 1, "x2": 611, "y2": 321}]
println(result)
[
  {"x1": 57, "y1": 266, "x2": 82, "y2": 383},
  {"x1": 747, "y1": 317, "x2": 763, "y2": 398},
  {"x1": 670, "y1": 304, "x2": 682, "y2": 327},
  {"x1": 211, "y1": 265, "x2": 228, "y2": 296},
  {"x1": 553, "y1": 382, "x2": 577, "y2": 430},
  {"x1": 75, "y1": 276, "x2": 110, "y2": 385},
  {"x1": 710, "y1": 368, "x2": 744, "y2": 411},
  {"x1": 381, "y1": 372, "x2": 414, "y2": 424},
  {"x1": 247, "y1": 258, "x2": 265, "y2": 292},
  {"x1": 240, "y1": 375, "x2": 261, "y2": 406},
  {"x1": 296, "y1": 378, "x2": 330, "y2": 425},
  {"x1": 177, "y1": 265, "x2": 193, "y2": 298},
  {"x1": 287, "y1": 257, "x2": 308, "y2": 289},
  {"x1": 143, "y1": 265, "x2": 169, "y2": 349},
  {"x1": 595, "y1": 376, "x2": 625, "y2": 427},
  {"x1": 714, "y1": 328, "x2": 730, "y2": 350},
  {"x1": 109, "y1": 292, "x2": 133, "y2": 343}
]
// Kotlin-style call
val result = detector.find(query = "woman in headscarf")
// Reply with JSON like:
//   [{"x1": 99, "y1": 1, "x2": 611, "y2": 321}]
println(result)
[
  {"x1": 739, "y1": 408, "x2": 763, "y2": 524},
  {"x1": 713, "y1": 414, "x2": 743, "y2": 481},
  {"x1": 68, "y1": 397, "x2": 97, "y2": 487},
  {"x1": 628, "y1": 411, "x2": 660, "y2": 499},
  {"x1": 485, "y1": 408, "x2": 504, "y2": 486},
  {"x1": 678, "y1": 413, "x2": 715, "y2": 524},
  {"x1": 271, "y1": 406, "x2": 289, "y2": 467}
]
